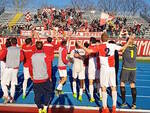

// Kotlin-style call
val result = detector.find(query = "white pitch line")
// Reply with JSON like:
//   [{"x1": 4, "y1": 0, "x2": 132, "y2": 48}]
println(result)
[
  {"x1": 136, "y1": 75, "x2": 150, "y2": 77},
  {"x1": 126, "y1": 95, "x2": 150, "y2": 98},
  {"x1": 128, "y1": 86, "x2": 150, "y2": 88},
  {"x1": 0, "y1": 104, "x2": 150, "y2": 113},
  {"x1": 136, "y1": 79, "x2": 150, "y2": 82},
  {"x1": 117, "y1": 85, "x2": 150, "y2": 88}
]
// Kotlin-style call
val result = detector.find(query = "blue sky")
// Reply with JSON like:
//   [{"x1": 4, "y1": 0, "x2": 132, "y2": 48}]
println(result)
[
  {"x1": 27, "y1": 0, "x2": 150, "y2": 8},
  {"x1": 47, "y1": 0, "x2": 71, "y2": 7},
  {"x1": 26, "y1": 0, "x2": 72, "y2": 9},
  {"x1": 4, "y1": 0, "x2": 72, "y2": 10},
  {"x1": 5, "y1": 0, "x2": 150, "y2": 10}
]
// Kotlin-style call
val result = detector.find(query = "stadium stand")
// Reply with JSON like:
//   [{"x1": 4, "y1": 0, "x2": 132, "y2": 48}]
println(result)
[
  {"x1": 0, "y1": 11, "x2": 15, "y2": 25},
  {"x1": 0, "y1": 8, "x2": 150, "y2": 38},
  {"x1": 0, "y1": 7, "x2": 4, "y2": 15},
  {"x1": 8, "y1": 12, "x2": 23, "y2": 28}
]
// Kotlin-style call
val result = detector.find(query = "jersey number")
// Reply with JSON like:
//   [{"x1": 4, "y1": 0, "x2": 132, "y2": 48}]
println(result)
[
  {"x1": 105, "y1": 48, "x2": 110, "y2": 57},
  {"x1": 130, "y1": 50, "x2": 134, "y2": 58}
]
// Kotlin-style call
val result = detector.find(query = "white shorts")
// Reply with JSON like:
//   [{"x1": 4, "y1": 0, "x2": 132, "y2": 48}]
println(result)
[
  {"x1": 100, "y1": 67, "x2": 116, "y2": 88},
  {"x1": 58, "y1": 69, "x2": 67, "y2": 77},
  {"x1": 88, "y1": 68, "x2": 96, "y2": 80},
  {"x1": 88, "y1": 57, "x2": 97, "y2": 80},
  {"x1": 24, "y1": 67, "x2": 31, "y2": 80},
  {"x1": 73, "y1": 67, "x2": 85, "y2": 80},
  {"x1": 0, "y1": 61, "x2": 6, "y2": 84},
  {"x1": 95, "y1": 69, "x2": 100, "y2": 79},
  {"x1": 3, "y1": 68, "x2": 18, "y2": 86},
  {"x1": 88, "y1": 65, "x2": 96, "y2": 80}
]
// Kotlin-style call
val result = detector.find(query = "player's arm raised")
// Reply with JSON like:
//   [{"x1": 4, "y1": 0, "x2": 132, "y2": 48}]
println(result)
[{"x1": 120, "y1": 34, "x2": 135, "y2": 51}]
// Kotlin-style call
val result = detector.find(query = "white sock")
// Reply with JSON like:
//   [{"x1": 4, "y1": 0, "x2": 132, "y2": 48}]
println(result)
[
  {"x1": 79, "y1": 88, "x2": 83, "y2": 96},
  {"x1": 102, "y1": 92, "x2": 107, "y2": 108},
  {"x1": 1, "y1": 84, "x2": 8, "y2": 97},
  {"x1": 23, "y1": 79, "x2": 28, "y2": 95},
  {"x1": 10, "y1": 84, "x2": 16, "y2": 98},
  {"x1": 72, "y1": 81, "x2": 77, "y2": 94},
  {"x1": 112, "y1": 91, "x2": 117, "y2": 106},
  {"x1": 57, "y1": 83, "x2": 63, "y2": 90},
  {"x1": 89, "y1": 85, "x2": 94, "y2": 98}
]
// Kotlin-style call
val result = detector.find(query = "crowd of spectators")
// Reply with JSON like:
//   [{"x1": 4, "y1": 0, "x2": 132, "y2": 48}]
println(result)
[
  {"x1": 0, "y1": 23, "x2": 33, "y2": 36},
  {"x1": 0, "y1": 7, "x2": 149, "y2": 38}
]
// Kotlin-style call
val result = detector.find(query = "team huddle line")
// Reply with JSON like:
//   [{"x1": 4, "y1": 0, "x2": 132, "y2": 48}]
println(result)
[{"x1": 0, "y1": 32, "x2": 137, "y2": 113}]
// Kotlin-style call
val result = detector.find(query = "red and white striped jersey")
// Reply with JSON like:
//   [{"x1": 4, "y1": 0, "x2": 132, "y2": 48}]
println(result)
[{"x1": 93, "y1": 42, "x2": 121, "y2": 68}]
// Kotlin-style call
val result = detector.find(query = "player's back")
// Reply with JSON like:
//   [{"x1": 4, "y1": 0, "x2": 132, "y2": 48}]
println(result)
[
  {"x1": 98, "y1": 42, "x2": 121, "y2": 68},
  {"x1": 43, "y1": 42, "x2": 55, "y2": 60},
  {"x1": 22, "y1": 44, "x2": 35, "y2": 67}
]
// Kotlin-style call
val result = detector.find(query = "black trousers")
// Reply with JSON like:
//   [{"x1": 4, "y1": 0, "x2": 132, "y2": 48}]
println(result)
[{"x1": 33, "y1": 80, "x2": 53, "y2": 109}]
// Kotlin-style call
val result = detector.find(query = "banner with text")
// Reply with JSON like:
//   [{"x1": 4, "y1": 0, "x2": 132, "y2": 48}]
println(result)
[{"x1": 0, "y1": 37, "x2": 149, "y2": 57}]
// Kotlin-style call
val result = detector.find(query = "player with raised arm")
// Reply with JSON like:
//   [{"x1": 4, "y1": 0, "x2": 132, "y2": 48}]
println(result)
[
  {"x1": 95, "y1": 40, "x2": 102, "y2": 101},
  {"x1": 22, "y1": 38, "x2": 36, "y2": 99},
  {"x1": 87, "y1": 37, "x2": 97, "y2": 103},
  {"x1": 0, "y1": 37, "x2": 24, "y2": 103},
  {"x1": 77, "y1": 32, "x2": 134, "y2": 113},
  {"x1": 43, "y1": 36, "x2": 60, "y2": 82},
  {"x1": 120, "y1": 35, "x2": 137, "y2": 109},
  {"x1": 0, "y1": 38, "x2": 11, "y2": 103},
  {"x1": 55, "y1": 39, "x2": 71, "y2": 96}
]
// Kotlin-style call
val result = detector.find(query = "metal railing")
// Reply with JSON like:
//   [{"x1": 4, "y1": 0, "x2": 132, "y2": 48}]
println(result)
[{"x1": 0, "y1": 33, "x2": 150, "y2": 39}]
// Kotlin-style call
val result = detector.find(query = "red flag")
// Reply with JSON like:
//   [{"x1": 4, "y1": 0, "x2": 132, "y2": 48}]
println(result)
[{"x1": 99, "y1": 12, "x2": 114, "y2": 26}]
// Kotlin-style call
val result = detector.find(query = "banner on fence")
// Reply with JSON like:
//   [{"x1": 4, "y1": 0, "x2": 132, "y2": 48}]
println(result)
[{"x1": 0, "y1": 36, "x2": 149, "y2": 56}]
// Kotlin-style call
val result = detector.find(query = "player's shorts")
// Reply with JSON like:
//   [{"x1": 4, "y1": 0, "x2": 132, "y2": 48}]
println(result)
[
  {"x1": 58, "y1": 69, "x2": 67, "y2": 77},
  {"x1": 73, "y1": 67, "x2": 85, "y2": 80},
  {"x1": 0, "y1": 61, "x2": 6, "y2": 84},
  {"x1": 0, "y1": 61, "x2": 6, "y2": 78},
  {"x1": 88, "y1": 58, "x2": 97, "y2": 80},
  {"x1": 100, "y1": 67, "x2": 116, "y2": 88},
  {"x1": 88, "y1": 67, "x2": 96, "y2": 80},
  {"x1": 95, "y1": 69, "x2": 100, "y2": 79},
  {"x1": 24, "y1": 67, "x2": 31, "y2": 80},
  {"x1": 120, "y1": 69, "x2": 136, "y2": 83},
  {"x1": 4, "y1": 68, "x2": 18, "y2": 86}
]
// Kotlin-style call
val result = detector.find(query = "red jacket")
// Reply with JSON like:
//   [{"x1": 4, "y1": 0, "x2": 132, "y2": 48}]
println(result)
[
  {"x1": 43, "y1": 41, "x2": 60, "y2": 60},
  {"x1": 0, "y1": 44, "x2": 6, "y2": 61},
  {"x1": 22, "y1": 44, "x2": 36, "y2": 67}
]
